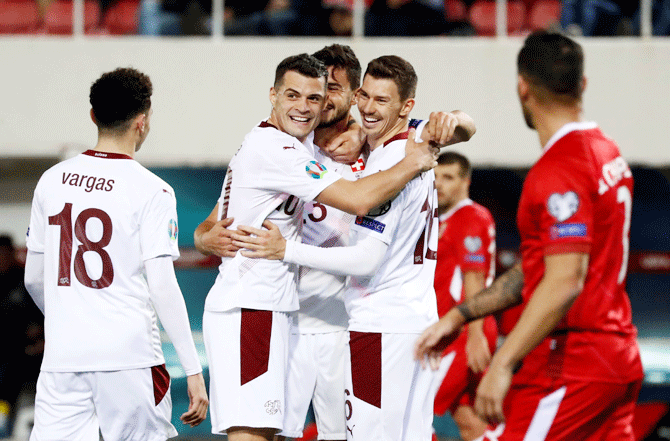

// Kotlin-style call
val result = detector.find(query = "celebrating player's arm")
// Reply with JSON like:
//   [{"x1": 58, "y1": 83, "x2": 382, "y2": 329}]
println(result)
[
  {"x1": 414, "y1": 264, "x2": 524, "y2": 371},
  {"x1": 195, "y1": 128, "x2": 437, "y2": 256},
  {"x1": 473, "y1": 253, "x2": 587, "y2": 424},
  {"x1": 322, "y1": 111, "x2": 477, "y2": 165}
]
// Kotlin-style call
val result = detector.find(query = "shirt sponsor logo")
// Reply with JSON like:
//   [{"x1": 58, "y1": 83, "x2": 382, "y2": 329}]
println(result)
[
  {"x1": 550, "y1": 223, "x2": 587, "y2": 239},
  {"x1": 464, "y1": 236, "x2": 482, "y2": 252},
  {"x1": 168, "y1": 219, "x2": 178, "y2": 241},
  {"x1": 306, "y1": 160, "x2": 328, "y2": 179},
  {"x1": 465, "y1": 254, "x2": 485, "y2": 263},
  {"x1": 355, "y1": 216, "x2": 385, "y2": 233},
  {"x1": 283, "y1": 145, "x2": 296, "y2": 150},
  {"x1": 547, "y1": 191, "x2": 579, "y2": 222}
]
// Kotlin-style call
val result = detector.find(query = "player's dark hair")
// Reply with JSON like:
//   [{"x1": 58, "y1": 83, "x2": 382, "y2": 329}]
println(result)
[
  {"x1": 364, "y1": 55, "x2": 417, "y2": 102},
  {"x1": 312, "y1": 44, "x2": 362, "y2": 89},
  {"x1": 517, "y1": 31, "x2": 584, "y2": 101},
  {"x1": 89, "y1": 67, "x2": 152, "y2": 133},
  {"x1": 274, "y1": 54, "x2": 328, "y2": 88},
  {"x1": 438, "y1": 151, "x2": 471, "y2": 178}
]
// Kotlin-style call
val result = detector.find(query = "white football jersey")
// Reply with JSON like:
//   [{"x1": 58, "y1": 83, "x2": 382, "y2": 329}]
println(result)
[
  {"x1": 346, "y1": 132, "x2": 439, "y2": 333},
  {"x1": 205, "y1": 122, "x2": 341, "y2": 313},
  {"x1": 293, "y1": 150, "x2": 366, "y2": 333},
  {"x1": 26, "y1": 150, "x2": 179, "y2": 372}
]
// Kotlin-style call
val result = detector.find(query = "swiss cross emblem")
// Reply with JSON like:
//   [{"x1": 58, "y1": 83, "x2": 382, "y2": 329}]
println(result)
[{"x1": 351, "y1": 158, "x2": 366, "y2": 172}]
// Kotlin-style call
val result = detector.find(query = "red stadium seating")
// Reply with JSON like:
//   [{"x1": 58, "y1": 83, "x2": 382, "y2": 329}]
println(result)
[
  {"x1": 445, "y1": 0, "x2": 467, "y2": 22},
  {"x1": 0, "y1": 1, "x2": 40, "y2": 33},
  {"x1": 469, "y1": 0, "x2": 526, "y2": 36},
  {"x1": 528, "y1": 0, "x2": 561, "y2": 30},
  {"x1": 44, "y1": 0, "x2": 100, "y2": 34},
  {"x1": 102, "y1": 0, "x2": 139, "y2": 34}
]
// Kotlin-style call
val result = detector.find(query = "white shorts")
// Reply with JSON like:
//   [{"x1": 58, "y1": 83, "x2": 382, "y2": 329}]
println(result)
[
  {"x1": 280, "y1": 330, "x2": 348, "y2": 440},
  {"x1": 345, "y1": 332, "x2": 437, "y2": 441},
  {"x1": 30, "y1": 365, "x2": 176, "y2": 441},
  {"x1": 203, "y1": 308, "x2": 290, "y2": 434}
]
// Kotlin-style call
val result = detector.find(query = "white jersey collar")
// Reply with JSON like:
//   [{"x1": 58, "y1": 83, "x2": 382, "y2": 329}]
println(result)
[
  {"x1": 439, "y1": 198, "x2": 473, "y2": 223},
  {"x1": 542, "y1": 121, "x2": 598, "y2": 156}
]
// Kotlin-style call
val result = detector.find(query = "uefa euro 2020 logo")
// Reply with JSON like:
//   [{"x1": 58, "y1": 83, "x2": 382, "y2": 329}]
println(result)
[{"x1": 306, "y1": 161, "x2": 328, "y2": 179}]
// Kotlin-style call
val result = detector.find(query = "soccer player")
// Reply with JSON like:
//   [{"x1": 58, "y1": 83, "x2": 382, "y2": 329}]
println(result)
[
  {"x1": 196, "y1": 45, "x2": 475, "y2": 441},
  {"x1": 198, "y1": 54, "x2": 439, "y2": 441},
  {"x1": 24, "y1": 67, "x2": 208, "y2": 440},
  {"x1": 431, "y1": 152, "x2": 496, "y2": 441},
  {"x1": 415, "y1": 31, "x2": 644, "y2": 440},
  {"x1": 233, "y1": 55, "x2": 441, "y2": 441}
]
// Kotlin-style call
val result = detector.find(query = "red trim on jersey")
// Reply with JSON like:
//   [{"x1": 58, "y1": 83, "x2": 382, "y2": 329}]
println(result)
[
  {"x1": 151, "y1": 364, "x2": 170, "y2": 405},
  {"x1": 259, "y1": 121, "x2": 278, "y2": 130},
  {"x1": 544, "y1": 243, "x2": 591, "y2": 255},
  {"x1": 82, "y1": 150, "x2": 133, "y2": 160},
  {"x1": 382, "y1": 130, "x2": 409, "y2": 148},
  {"x1": 240, "y1": 308, "x2": 272, "y2": 386},
  {"x1": 349, "y1": 331, "x2": 382, "y2": 408}
]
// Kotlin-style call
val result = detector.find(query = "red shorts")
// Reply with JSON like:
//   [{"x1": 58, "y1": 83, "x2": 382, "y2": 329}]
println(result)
[
  {"x1": 481, "y1": 378, "x2": 642, "y2": 441},
  {"x1": 433, "y1": 316, "x2": 497, "y2": 416}
]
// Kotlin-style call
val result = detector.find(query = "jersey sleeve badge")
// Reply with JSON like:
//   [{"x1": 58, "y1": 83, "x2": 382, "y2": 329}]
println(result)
[
  {"x1": 464, "y1": 236, "x2": 482, "y2": 252},
  {"x1": 306, "y1": 160, "x2": 328, "y2": 179},
  {"x1": 547, "y1": 191, "x2": 580, "y2": 222},
  {"x1": 168, "y1": 219, "x2": 178, "y2": 242}
]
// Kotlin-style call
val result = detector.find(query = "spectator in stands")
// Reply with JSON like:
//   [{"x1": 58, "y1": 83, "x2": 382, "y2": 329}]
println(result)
[
  {"x1": 365, "y1": 0, "x2": 452, "y2": 35},
  {"x1": 0, "y1": 235, "x2": 44, "y2": 436},
  {"x1": 560, "y1": 0, "x2": 637, "y2": 36},
  {"x1": 223, "y1": 0, "x2": 297, "y2": 35}
]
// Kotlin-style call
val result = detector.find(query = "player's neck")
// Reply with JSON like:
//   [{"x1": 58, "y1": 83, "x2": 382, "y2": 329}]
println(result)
[
  {"x1": 314, "y1": 112, "x2": 352, "y2": 148},
  {"x1": 93, "y1": 135, "x2": 136, "y2": 159},
  {"x1": 438, "y1": 195, "x2": 467, "y2": 217},
  {"x1": 367, "y1": 118, "x2": 408, "y2": 151},
  {"x1": 534, "y1": 104, "x2": 582, "y2": 149}
]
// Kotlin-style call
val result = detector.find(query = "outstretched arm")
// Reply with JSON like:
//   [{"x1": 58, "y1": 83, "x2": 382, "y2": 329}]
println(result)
[
  {"x1": 414, "y1": 263, "x2": 524, "y2": 369},
  {"x1": 474, "y1": 253, "x2": 587, "y2": 424},
  {"x1": 232, "y1": 220, "x2": 388, "y2": 277},
  {"x1": 463, "y1": 270, "x2": 492, "y2": 374},
  {"x1": 316, "y1": 128, "x2": 438, "y2": 217}
]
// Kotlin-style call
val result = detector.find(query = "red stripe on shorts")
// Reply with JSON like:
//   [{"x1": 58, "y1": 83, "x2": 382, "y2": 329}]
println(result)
[
  {"x1": 151, "y1": 364, "x2": 170, "y2": 405},
  {"x1": 349, "y1": 331, "x2": 382, "y2": 408},
  {"x1": 240, "y1": 308, "x2": 273, "y2": 386}
]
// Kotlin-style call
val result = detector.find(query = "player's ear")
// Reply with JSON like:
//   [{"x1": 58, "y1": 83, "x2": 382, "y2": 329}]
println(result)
[
  {"x1": 517, "y1": 75, "x2": 529, "y2": 101},
  {"x1": 581, "y1": 76, "x2": 587, "y2": 95},
  {"x1": 350, "y1": 88, "x2": 359, "y2": 106},
  {"x1": 90, "y1": 109, "x2": 96, "y2": 124},
  {"x1": 399, "y1": 98, "x2": 415, "y2": 118},
  {"x1": 269, "y1": 87, "x2": 277, "y2": 107}
]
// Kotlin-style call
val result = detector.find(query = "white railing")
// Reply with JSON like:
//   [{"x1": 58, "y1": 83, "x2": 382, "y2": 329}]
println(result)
[{"x1": 64, "y1": 0, "x2": 654, "y2": 38}]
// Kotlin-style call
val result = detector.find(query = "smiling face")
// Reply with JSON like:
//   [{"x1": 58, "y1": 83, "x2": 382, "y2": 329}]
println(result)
[
  {"x1": 269, "y1": 70, "x2": 326, "y2": 142},
  {"x1": 356, "y1": 74, "x2": 413, "y2": 147},
  {"x1": 319, "y1": 65, "x2": 356, "y2": 128}
]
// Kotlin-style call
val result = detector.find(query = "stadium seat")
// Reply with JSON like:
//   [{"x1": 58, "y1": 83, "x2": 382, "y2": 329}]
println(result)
[
  {"x1": 44, "y1": 0, "x2": 100, "y2": 34},
  {"x1": 0, "y1": 1, "x2": 40, "y2": 33},
  {"x1": 469, "y1": 0, "x2": 526, "y2": 36},
  {"x1": 103, "y1": 0, "x2": 139, "y2": 34},
  {"x1": 445, "y1": 0, "x2": 467, "y2": 22},
  {"x1": 528, "y1": 0, "x2": 561, "y2": 31}
]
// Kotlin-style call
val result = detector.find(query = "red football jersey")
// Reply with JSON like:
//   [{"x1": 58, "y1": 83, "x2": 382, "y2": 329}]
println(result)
[
  {"x1": 514, "y1": 122, "x2": 643, "y2": 385},
  {"x1": 434, "y1": 199, "x2": 496, "y2": 317}
]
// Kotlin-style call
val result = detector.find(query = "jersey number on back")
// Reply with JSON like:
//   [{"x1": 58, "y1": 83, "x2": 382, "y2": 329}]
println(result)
[
  {"x1": 414, "y1": 189, "x2": 438, "y2": 264},
  {"x1": 49, "y1": 202, "x2": 114, "y2": 289}
]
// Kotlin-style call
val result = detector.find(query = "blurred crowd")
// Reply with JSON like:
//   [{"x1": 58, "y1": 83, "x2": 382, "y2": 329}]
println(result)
[
  {"x1": 3, "y1": 0, "x2": 670, "y2": 36},
  {"x1": 135, "y1": 0, "x2": 670, "y2": 37}
]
